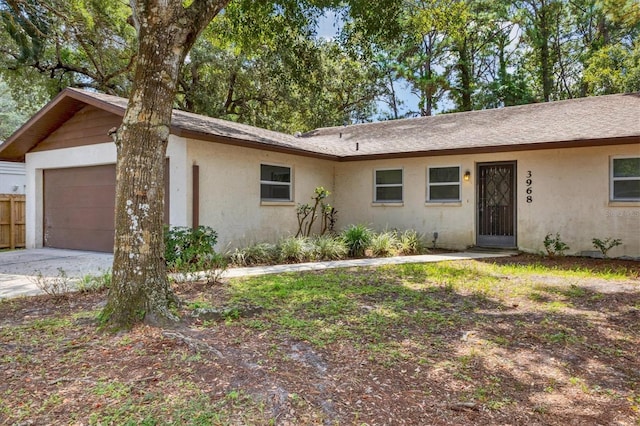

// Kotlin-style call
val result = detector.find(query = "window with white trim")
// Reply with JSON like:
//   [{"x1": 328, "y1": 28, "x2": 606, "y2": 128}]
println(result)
[
  {"x1": 260, "y1": 164, "x2": 292, "y2": 201},
  {"x1": 427, "y1": 166, "x2": 461, "y2": 201},
  {"x1": 374, "y1": 168, "x2": 403, "y2": 202},
  {"x1": 611, "y1": 157, "x2": 640, "y2": 201}
]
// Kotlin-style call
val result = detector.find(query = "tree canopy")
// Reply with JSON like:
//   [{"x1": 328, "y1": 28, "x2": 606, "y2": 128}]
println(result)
[{"x1": 1, "y1": 0, "x2": 638, "y2": 127}]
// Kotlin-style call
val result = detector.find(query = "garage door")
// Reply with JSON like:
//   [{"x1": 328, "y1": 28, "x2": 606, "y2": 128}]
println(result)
[{"x1": 44, "y1": 165, "x2": 116, "y2": 252}]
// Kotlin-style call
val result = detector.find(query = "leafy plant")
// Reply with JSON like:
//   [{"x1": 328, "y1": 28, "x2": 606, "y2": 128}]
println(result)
[
  {"x1": 295, "y1": 187, "x2": 335, "y2": 237},
  {"x1": 77, "y1": 269, "x2": 112, "y2": 293},
  {"x1": 231, "y1": 243, "x2": 278, "y2": 266},
  {"x1": 164, "y1": 226, "x2": 227, "y2": 283},
  {"x1": 341, "y1": 224, "x2": 373, "y2": 257},
  {"x1": 198, "y1": 252, "x2": 229, "y2": 284},
  {"x1": 164, "y1": 226, "x2": 219, "y2": 272},
  {"x1": 398, "y1": 229, "x2": 428, "y2": 255},
  {"x1": 312, "y1": 235, "x2": 348, "y2": 260},
  {"x1": 592, "y1": 237, "x2": 622, "y2": 258},
  {"x1": 278, "y1": 236, "x2": 313, "y2": 263},
  {"x1": 29, "y1": 268, "x2": 71, "y2": 299},
  {"x1": 320, "y1": 202, "x2": 338, "y2": 235},
  {"x1": 543, "y1": 233, "x2": 570, "y2": 257},
  {"x1": 370, "y1": 231, "x2": 399, "y2": 257}
]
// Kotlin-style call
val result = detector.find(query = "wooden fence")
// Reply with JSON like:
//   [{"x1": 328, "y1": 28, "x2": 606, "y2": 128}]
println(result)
[{"x1": 0, "y1": 194, "x2": 26, "y2": 250}]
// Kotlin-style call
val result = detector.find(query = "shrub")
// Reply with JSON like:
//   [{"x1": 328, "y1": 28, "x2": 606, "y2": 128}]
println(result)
[
  {"x1": 278, "y1": 236, "x2": 313, "y2": 263},
  {"x1": 164, "y1": 226, "x2": 227, "y2": 283},
  {"x1": 370, "y1": 231, "x2": 400, "y2": 257},
  {"x1": 240, "y1": 243, "x2": 278, "y2": 265},
  {"x1": 29, "y1": 268, "x2": 71, "y2": 299},
  {"x1": 543, "y1": 233, "x2": 570, "y2": 257},
  {"x1": 228, "y1": 248, "x2": 248, "y2": 266},
  {"x1": 164, "y1": 226, "x2": 219, "y2": 271},
  {"x1": 77, "y1": 269, "x2": 112, "y2": 293},
  {"x1": 398, "y1": 230, "x2": 428, "y2": 255},
  {"x1": 198, "y1": 252, "x2": 229, "y2": 284},
  {"x1": 592, "y1": 237, "x2": 622, "y2": 258},
  {"x1": 296, "y1": 187, "x2": 335, "y2": 237},
  {"x1": 313, "y1": 235, "x2": 348, "y2": 260},
  {"x1": 342, "y1": 224, "x2": 373, "y2": 258}
]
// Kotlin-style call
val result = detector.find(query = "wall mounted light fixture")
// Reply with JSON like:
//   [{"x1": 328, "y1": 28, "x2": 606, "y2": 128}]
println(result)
[{"x1": 463, "y1": 170, "x2": 471, "y2": 182}]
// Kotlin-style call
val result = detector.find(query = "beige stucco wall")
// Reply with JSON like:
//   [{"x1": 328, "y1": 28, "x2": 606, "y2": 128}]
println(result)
[
  {"x1": 23, "y1": 131, "x2": 638, "y2": 258},
  {"x1": 186, "y1": 139, "x2": 335, "y2": 249},
  {"x1": 335, "y1": 144, "x2": 640, "y2": 257},
  {"x1": 334, "y1": 157, "x2": 476, "y2": 250},
  {"x1": 516, "y1": 144, "x2": 639, "y2": 258}
]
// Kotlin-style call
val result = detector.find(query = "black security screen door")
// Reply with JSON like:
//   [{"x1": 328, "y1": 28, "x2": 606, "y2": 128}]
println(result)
[{"x1": 477, "y1": 162, "x2": 516, "y2": 248}]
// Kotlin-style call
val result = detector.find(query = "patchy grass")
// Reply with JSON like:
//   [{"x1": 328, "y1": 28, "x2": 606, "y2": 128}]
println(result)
[{"x1": 0, "y1": 254, "x2": 638, "y2": 425}]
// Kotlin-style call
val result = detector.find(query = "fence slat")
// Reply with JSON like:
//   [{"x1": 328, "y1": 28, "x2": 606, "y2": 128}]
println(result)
[{"x1": 0, "y1": 194, "x2": 25, "y2": 250}]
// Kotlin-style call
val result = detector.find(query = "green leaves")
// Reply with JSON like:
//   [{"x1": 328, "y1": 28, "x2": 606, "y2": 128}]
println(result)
[
  {"x1": 0, "y1": 0, "x2": 135, "y2": 97},
  {"x1": 0, "y1": 79, "x2": 31, "y2": 141},
  {"x1": 584, "y1": 43, "x2": 640, "y2": 94},
  {"x1": 1, "y1": 0, "x2": 638, "y2": 125},
  {"x1": 179, "y1": 14, "x2": 381, "y2": 133}
]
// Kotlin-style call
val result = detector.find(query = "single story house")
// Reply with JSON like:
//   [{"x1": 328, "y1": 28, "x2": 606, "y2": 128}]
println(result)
[{"x1": 0, "y1": 88, "x2": 638, "y2": 257}]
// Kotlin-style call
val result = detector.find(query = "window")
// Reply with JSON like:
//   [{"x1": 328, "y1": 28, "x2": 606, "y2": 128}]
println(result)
[
  {"x1": 428, "y1": 166, "x2": 460, "y2": 202},
  {"x1": 611, "y1": 157, "x2": 640, "y2": 201},
  {"x1": 260, "y1": 164, "x2": 292, "y2": 201},
  {"x1": 374, "y1": 168, "x2": 403, "y2": 202}
]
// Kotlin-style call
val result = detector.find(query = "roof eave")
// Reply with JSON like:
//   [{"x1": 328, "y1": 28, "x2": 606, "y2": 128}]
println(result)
[
  {"x1": 0, "y1": 88, "x2": 126, "y2": 162},
  {"x1": 174, "y1": 128, "x2": 341, "y2": 161}
]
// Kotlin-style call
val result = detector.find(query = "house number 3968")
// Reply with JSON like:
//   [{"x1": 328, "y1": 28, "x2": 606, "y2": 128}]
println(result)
[{"x1": 525, "y1": 171, "x2": 533, "y2": 203}]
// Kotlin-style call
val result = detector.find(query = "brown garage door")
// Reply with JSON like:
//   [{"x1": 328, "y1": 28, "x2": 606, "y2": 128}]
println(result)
[{"x1": 44, "y1": 165, "x2": 116, "y2": 252}]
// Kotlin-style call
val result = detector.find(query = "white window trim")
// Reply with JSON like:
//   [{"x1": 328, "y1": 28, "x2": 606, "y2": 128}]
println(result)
[
  {"x1": 610, "y1": 156, "x2": 640, "y2": 202},
  {"x1": 374, "y1": 168, "x2": 403, "y2": 203},
  {"x1": 426, "y1": 165, "x2": 461, "y2": 202},
  {"x1": 260, "y1": 163, "x2": 293, "y2": 202}
]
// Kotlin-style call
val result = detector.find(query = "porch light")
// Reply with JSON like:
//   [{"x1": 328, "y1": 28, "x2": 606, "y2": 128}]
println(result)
[{"x1": 463, "y1": 170, "x2": 471, "y2": 181}]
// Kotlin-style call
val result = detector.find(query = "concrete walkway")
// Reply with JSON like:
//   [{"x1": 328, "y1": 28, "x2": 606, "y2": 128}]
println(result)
[
  {"x1": 222, "y1": 252, "x2": 512, "y2": 278},
  {"x1": 0, "y1": 248, "x2": 513, "y2": 299}
]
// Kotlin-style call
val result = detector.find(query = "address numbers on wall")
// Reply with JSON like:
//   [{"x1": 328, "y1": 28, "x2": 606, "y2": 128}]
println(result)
[{"x1": 525, "y1": 170, "x2": 533, "y2": 203}]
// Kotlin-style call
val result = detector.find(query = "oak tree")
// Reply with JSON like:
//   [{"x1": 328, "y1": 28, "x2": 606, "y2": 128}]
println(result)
[
  {"x1": 102, "y1": 0, "x2": 229, "y2": 328},
  {"x1": 0, "y1": 0, "x2": 136, "y2": 97}
]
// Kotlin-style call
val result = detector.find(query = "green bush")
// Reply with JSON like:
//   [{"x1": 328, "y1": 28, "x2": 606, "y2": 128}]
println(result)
[
  {"x1": 398, "y1": 229, "x2": 428, "y2": 255},
  {"x1": 341, "y1": 224, "x2": 373, "y2": 258},
  {"x1": 164, "y1": 226, "x2": 219, "y2": 272},
  {"x1": 370, "y1": 231, "x2": 400, "y2": 257},
  {"x1": 229, "y1": 226, "x2": 429, "y2": 267},
  {"x1": 278, "y1": 236, "x2": 313, "y2": 263},
  {"x1": 77, "y1": 269, "x2": 112, "y2": 293},
  {"x1": 592, "y1": 237, "x2": 622, "y2": 258},
  {"x1": 231, "y1": 242, "x2": 278, "y2": 266},
  {"x1": 543, "y1": 233, "x2": 570, "y2": 257},
  {"x1": 313, "y1": 235, "x2": 348, "y2": 260}
]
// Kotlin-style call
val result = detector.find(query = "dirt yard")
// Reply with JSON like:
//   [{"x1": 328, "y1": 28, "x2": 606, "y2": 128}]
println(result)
[{"x1": 1, "y1": 254, "x2": 638, "y2": 425}]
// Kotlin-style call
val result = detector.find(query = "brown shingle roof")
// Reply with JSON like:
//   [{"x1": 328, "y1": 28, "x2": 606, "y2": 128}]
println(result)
[
  {"x1": 72, "y1": 89, "x2": 329, "y2": 155},
  {"x1": 1, "y1": 88, "x2": 638, "y2": 162},
  {"x1": 0, "y1": 88, "x2": 338, "y2": 161},
  {"x1": 302, "y1": 92, "x2": 640, "y2": 159}
]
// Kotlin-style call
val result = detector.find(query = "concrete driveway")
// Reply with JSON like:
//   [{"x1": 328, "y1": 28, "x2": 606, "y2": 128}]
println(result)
[{"x1": 0, "y1": 248, "x2": 113, "y2": 298}]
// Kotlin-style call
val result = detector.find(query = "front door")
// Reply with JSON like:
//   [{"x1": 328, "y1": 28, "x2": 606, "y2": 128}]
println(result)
[{"x1": 476, "y1": 162, "x2": 516, "y2": 248}]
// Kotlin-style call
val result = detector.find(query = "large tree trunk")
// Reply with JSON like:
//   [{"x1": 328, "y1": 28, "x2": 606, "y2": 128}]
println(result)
[
  {"x1": 456, "y1": 38, "x2": 473, "y2": 111},
  {"x1": 102, "y1": 0, "x2": 228, "y2": 329},
  {"x1": 537, "y1": 0, "x2": 554, "y2": 102}
]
